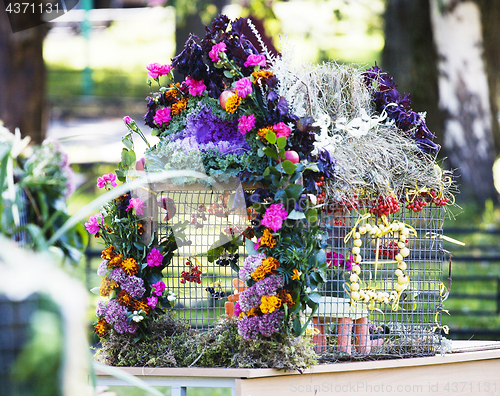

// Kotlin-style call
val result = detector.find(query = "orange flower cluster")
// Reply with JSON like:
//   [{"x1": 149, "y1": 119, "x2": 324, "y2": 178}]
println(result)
[
  {"x1": 94, "y1": 318, "x2": 110, "y2": 337},
  {"x1": 100, "y1": 276, "x2": 118, "y2": 297},
  {"x1": 251, "y1": 257, "x2": 280, "y2": 281},
  {"x1": 259, "y1": 228, "x2": 276, "y2": 249},
  {"x1": 164, "y1": 83, "x2": 182, "y2": 100},
  {"x1": 257, "y1": 126, "x2": 273, "y2": 139},
  {"x1": 225, "y1": 94, "x2": 241, "y2": 113},
  {"x1": 117, "y1": 290, "x2": 133, "y2": 308},
  {"x1": 121, "y1": 258, "x2": 139, "y2": 276},
  {"x1": 108, "y1": 253, "x2": 123, "y2": 269},
  {"x1": 291, "y1": 268, "x2": 300, "y2": 280},
  {"x1": 171, "y1": 97, "x2": 188, "y2": 116},
  {"x1": 101, "y1": 246, "x2": 116, "y2": 260},
  {"x1": 132, "y1": 299, "x2": 151, "y2": 315},
  {"x1": 278, "y1": 289, "x2": 295, "y2": 308},
  {"x1": 137, "y1": 223, "x2": 145, "y2": 235},
  {"x1": 252, "y1": 70, "x2": 273, "y2": 85}
]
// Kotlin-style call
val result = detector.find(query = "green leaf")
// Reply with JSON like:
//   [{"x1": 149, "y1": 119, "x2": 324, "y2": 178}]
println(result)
[
  {"x1": 122, "y1": 133, "x2": 134, "y2": 150},
  {"x1": 274, "y1": 189, "x2": 287, "y2": 202},
  {"x1": 308, "y1": 292, "x2": 322, "y2": 303},
  {"x1": 306, "y1": 208, "x2": 318, "y2": 224},
  {"x1": 265, "y1": 131, "x2": 277, "y2": 144},
  {"x1": 223, "y1": 70, "x2": 234, "y2": 78},
  {"x1": 245, "y1": 238, "x2": 257, "y2": 255},
  {"x1": 257, "y1": 148, "x2": 265, "y2": 157},
  {"x1": 277, "y1": 136, "x2": 287, "y2": 149},
  {"x1": 292, "y1": 317, "x2": 302, "y2": 336},
  {"x1": 281, "y1": 160, "x2": 297, "y2": 175},
  {"x1": 263, "y1": 167, "x2": 271, "y2": 177},
  {"x1": 263, "y1": 147, "x2": 278, "y2": 160},
  {"x1": 90, "y1": 287, "x2": 101, "y2": 295},
  {"x1": 287, "y1": 209, "x2": 306, "y2": 220},
  {"x1": 121, "y1": 148, "x2": 136, "y2": 168},
  {"x1": 285, "y1": 184, "x2": 303, "y2": 200}
]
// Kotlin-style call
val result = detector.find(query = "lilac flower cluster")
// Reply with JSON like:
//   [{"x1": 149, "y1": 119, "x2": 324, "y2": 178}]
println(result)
[
  {"x1": 238, "y1": 309, "x2": 284, "y2": 339},
  {"x1": 362, "y1": 64, "x2": 439, "y2": 154},
  {"x1": 238, "y1": 274, "x2": 283, "y2": 312},
  {"x1": 104, "y1": 299, "x2": 128, "y2": 325},
  {"x1": 114, "y1": 320, "x2": 139, "y2": 334},
  {"x1": 97, "y1": 260, "x2": 108, "y2": 276},
  {"x1": 119, "y1": 275, "x2": 146, "y2": 299},
  {"x1": 239, "y1": 253, "x2": 266, "y2": 281}
]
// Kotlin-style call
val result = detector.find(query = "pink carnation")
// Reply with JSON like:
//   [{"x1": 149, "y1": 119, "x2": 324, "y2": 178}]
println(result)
[
  {"x1": 84, "y1": 214, "x2": 102, "y2": 235},
  {"x1": 146, "y1": 63, "x2": 172, "y2": 79},
  {"x1": 235, "y1": 77, "x2": 252, "y2": 98},
  {"x1": 152, "y1": 280, "x2": 166, "y2": 296},
  {"x1": 261, "y1": 203, "x2": 288, "y2": 232},
  {"x1": 126, "y1": 198, "x2": 146, "y2": 215},
  {"x1": 123, "y1": 115, "x2": 132, "y2": 125},
  {"x1": 147, "y1": 296, "x2": 158, "y2": 309},
  {"x1": 154, "y1": 107, "x2": 172, "y2": 126},
  {"x1": 209, "y1": 42, "x2": 226, "y2": 62},
  {"x1": 238, "y1": 114, "x2": 256, "y2": 135},
  {"x1": 244, "y1": 54, "x2": 267, "y2": 67},
  {"x1": 273, "y1": 122, "x2": 291, "y2": 138},
  {"x1": 96, "y1": 173, "x2": 117, "y2": 189},
  {"x1": 185, "y1": 76, "x2": 206, "y2": 96},
  {"x1": 147, "y1": 248, "x2": 163, "y2": 267}
]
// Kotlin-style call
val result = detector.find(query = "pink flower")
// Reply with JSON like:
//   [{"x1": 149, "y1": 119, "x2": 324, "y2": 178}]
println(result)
[
  {"x1": 244, "y1": 54, "x2": 267, "y2": 67},
  {"x1": 85, "y1": 214, "x2": 102, "y2": 234},
  {"x1": 147, "y1": 248, "x2": 163, "y2": 267},
  {"x1": 235, "y1": 77, "x2": 252, "y2": 98},
  {"x1": 153, "y1": 107, "x2": 172, "y2": 126},
  {"x1": 234, "y1": 302, "x2": 242, "y2": 317},
  {"x1": 96, "y1": 173, "x2": 117, "y2": 189},
  {"x1": 273, "y1": 122, "x2": 291, "y2": 138},
  {"x1": 238, "y1": 114, "x2": 256, "y2": 135},
  {"x1": 146, "y1": 63, "x2": 172, "y2": 79},
  {"x1": 147, "y1": 296, "x2": 158, "y2": 309},
  {"x1": 261, "y1": 203, "x2": 288, "y2": 232},
  {"x1": 209, "y1": 42, "x2": 226, "y2": 62},
  {"x1": 152, "y1": 280, "x2": 166, "y2": 296},
  {"x1": 185, "y1": 76, "x2": 206, "y2": 96},
  {"x1": 123, "y1": 115, "x2": 132, "y2": 125},
  {"x1": 126, "y1": 198, "x2": 146, "y2": 215}
]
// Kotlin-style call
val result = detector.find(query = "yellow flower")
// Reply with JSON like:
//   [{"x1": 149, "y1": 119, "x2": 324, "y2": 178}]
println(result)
[
  {"x1": 132, "y1": 299, "x2": 151, "y2": 315},
  {"x1": 165, "y1": 83, "x2": 181, "y2": 100},
  {"x1": 94, "y1": 318, "x2": 110, "y2": 337},
  {"x1": 257, "y1": 126, "x2": 272, "y2": 139},
  {"x1": 137, "y1": 223, "x2": 145, "y2": 235},
  {"x1": 100, "y1": 277, "x2": 118, "y2": 297},
  {"x1": 117, "y1": 290, "x2": 133, "y2": 308},
  {"x1": 252, "y1": 70, "x2": 273, "y2": 84},
  {"x1": 225, "y1": 94, "x2": 241, "y2": 113},
  {"x1": 260, "y1": 295, "x2": 281, "y2": 314},
  {"x1": 259, "y1": 228, "x2": 276, "y2": 249},
  {"x1": 291, "y1": 268, "x2": 300, "y2": 281},
  {"x1": 107, "y1": 253, "x2": 123, "y2": 269},
  {"x1": 245, "y1": 307, "x2": 259, "y2": 318},
  {"x1": 120, "y1": 258, "x2": 139, "y2": 276}
]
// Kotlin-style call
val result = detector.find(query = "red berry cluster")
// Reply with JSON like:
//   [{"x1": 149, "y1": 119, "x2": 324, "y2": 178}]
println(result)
[
  {"x1": 343, "y1": 195, "x2": 359, "y2": 212},
  {"x1": 371, "y1": 195, "x2": 400, "y2": 217},
  {"x1": 315, "y1": 177, "x2": 326, "y2": 204},
  {"x1": 377, "y1": 241, "x2": 400, "y2": 259},
  {"x1": 429, "y1": 190, "x2": 449, "y2": 207},
  {"x1": 406, "y1": 196, "x2": 427, "y2": 212},
  {"x1": 180, "y1": 260, "x2": 202, "y2": 284}
]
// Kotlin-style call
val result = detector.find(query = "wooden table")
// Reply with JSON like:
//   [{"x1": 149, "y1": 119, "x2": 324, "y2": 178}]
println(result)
[{"x1": 95, "y1": 341, "x2": 500, "y2": 396}]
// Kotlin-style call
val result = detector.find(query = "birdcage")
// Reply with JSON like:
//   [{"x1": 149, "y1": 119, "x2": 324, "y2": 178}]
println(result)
[
  {"x1": 311, "y1": 193, "x2": 446, "y2": 358},
  {"x1": 134, "y1": 180, "x2": 253, "y2": 330}
]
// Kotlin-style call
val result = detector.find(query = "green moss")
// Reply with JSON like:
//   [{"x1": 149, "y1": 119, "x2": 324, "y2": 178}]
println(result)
[{"x1": 94, "y1": 314, "x2": 317, "y2": 371}]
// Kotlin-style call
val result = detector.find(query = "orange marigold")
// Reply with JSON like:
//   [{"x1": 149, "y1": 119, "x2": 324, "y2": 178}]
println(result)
[
  {"x1": 225, "y1": 94, "x2": 241, "y2": 114},
  {"x1": 171, "y1": 97, "x2": 188, "y2": 116},
  {"x1": 252, "y1": 70, "x2": 273, "y2": 84},
  {"x1": 257, "y1": 126, "x2": 272, "y2": 139},
  {"x1": 259, "y1": 228, "x2": 276, "y2": 249},
  {"x1": 107, "y1": 253, "x2": 123, "y2": 269},
  {"x1": 132, "y1": 299, "x2": 151, "y2": 315},
  {"x1": 278, "y1": 289, "x2": 295, "y2": 308},
  {"x1": 291, "y1": 268, "x2": 300, "y2": 281},
  {"x1": 117, "y1": 290, "x2": 133, "y2": 308},
  {"x1": 102, "y1": 246, "x2": 116, "y2": 260},
  {"x1": 165, "y1": 83, "x2": 181, "y2": 100},
  {"x1": 251, "y1": 257, "x2": 280, "y2": 281},
  {"x1": 94, "y1": 318, "x2": 110, "y2": 338},
  {"x1": 259, "y1": 295, "x2": 281, "y2": 314},
  {"x1": 100, "y1": 276, "x2": 118, "y2": 297},
  {"x1": 245, "y1": 307, "x2": 259, "y2": 318},
  {"x1": 137, "y1": 223, "x2": 145, "y2": 235},
  {"x1": 120, "y1": 257, "x2": 139, "y2": 276}
]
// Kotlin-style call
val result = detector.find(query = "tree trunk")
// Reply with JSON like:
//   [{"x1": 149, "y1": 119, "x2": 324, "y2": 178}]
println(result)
[
  {"x1": 430, "y1": 0, "x2": 498, "y2": 203},
  {"x1": 382, "y1": 0, "x2": 442, "y2": 149},
  {"x1": 0, "y1": 10, "x2": 48, "y2": 144}
]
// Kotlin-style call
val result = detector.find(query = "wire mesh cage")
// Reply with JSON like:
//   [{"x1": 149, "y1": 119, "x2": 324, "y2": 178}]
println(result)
[
  {"x1": 313, "y1": 194, "x2": 446, "y2": 358},
  {"x1": 137, "y1": 183, "x2": 445, "y2": 357}
]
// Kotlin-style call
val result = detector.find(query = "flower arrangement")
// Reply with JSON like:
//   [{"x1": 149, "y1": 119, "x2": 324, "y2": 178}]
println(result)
[
  {"x1": 95, "y1": 13, "x2": 454, "y2": 352},
  {"x1": 89, "y1": 174, "x2": 186, "y2": 338}
]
